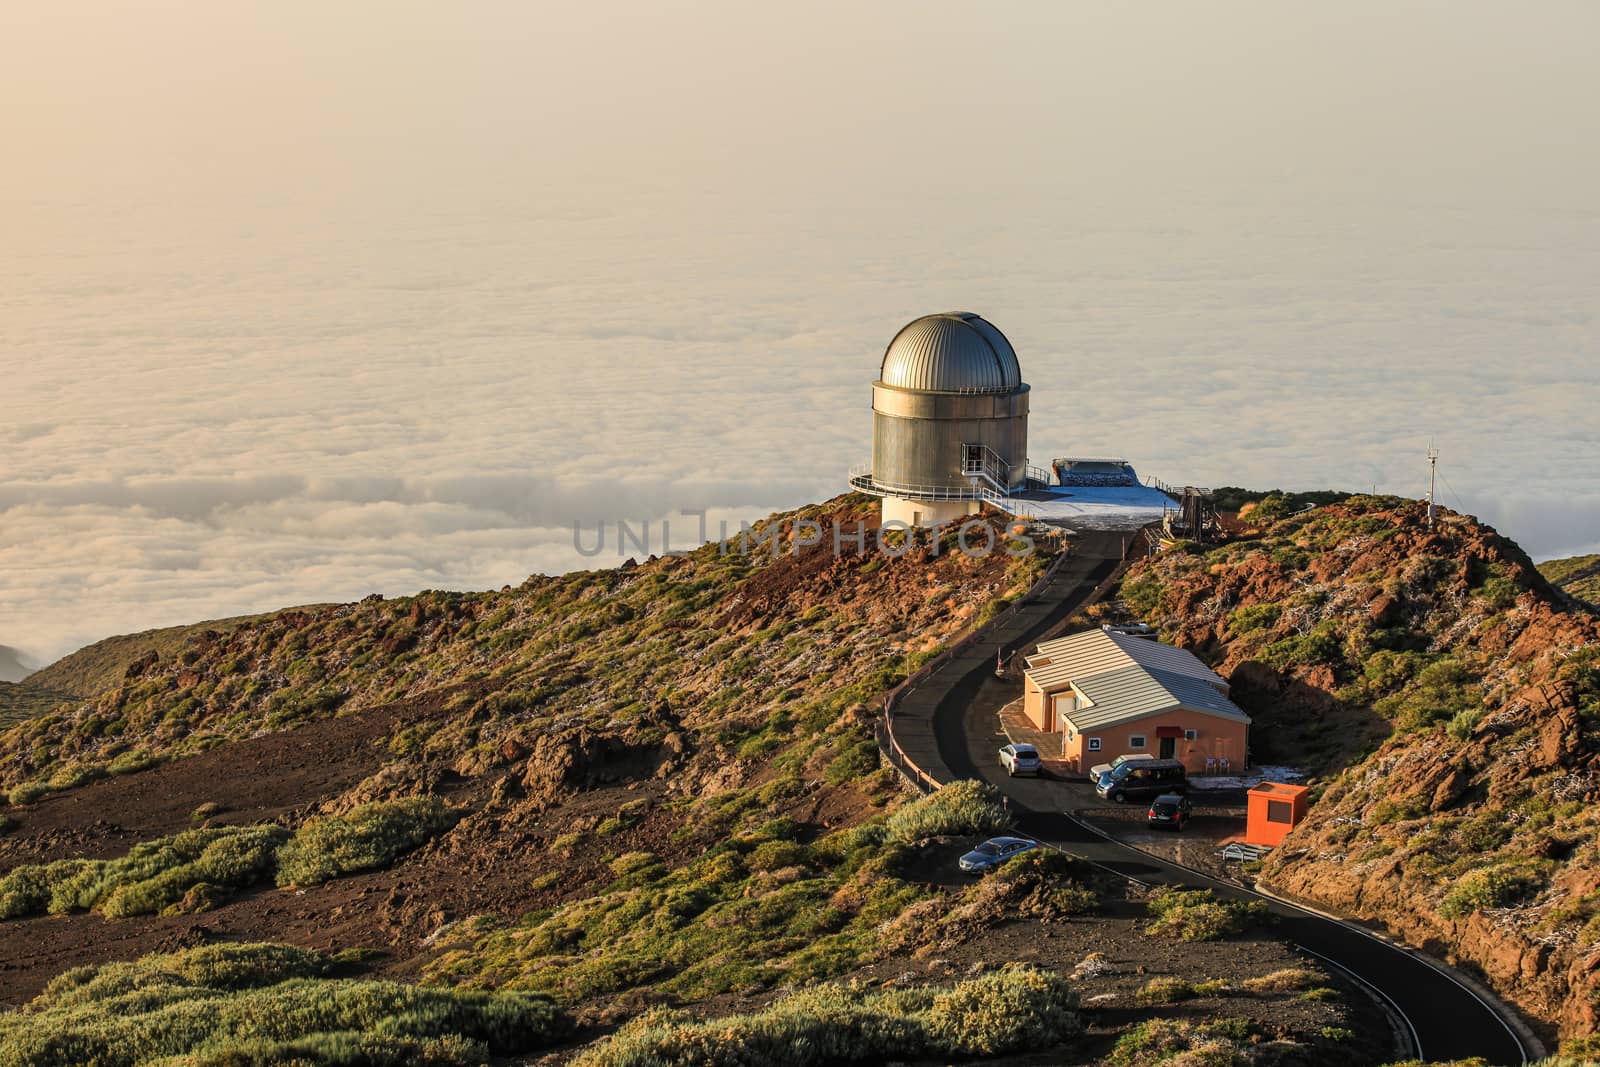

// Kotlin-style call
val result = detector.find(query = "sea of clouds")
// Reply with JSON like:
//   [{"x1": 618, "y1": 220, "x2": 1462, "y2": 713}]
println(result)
[{"x1": 3, "y1": 2, "x2": 1597, "y2": 664}]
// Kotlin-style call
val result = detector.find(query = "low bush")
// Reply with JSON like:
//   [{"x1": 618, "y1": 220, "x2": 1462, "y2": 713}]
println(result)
[
  {"x1": 190, "y1": 802, "x2": 226, "y2": 825},
  {"x1": 1144, "y1": 887, "x2": 1268, "y2": 942},
  {"x1": 1228, "y1": 603, "x2": 1282, "y2": 635},
  {"x1": 0, "y1": 825, "x2": 286, "y2": 920},
  {"x1": 45, "y1": 762, "x2": 106, "y2": 791},
  {"x1": 1107, "y1": 1018, "x2": 1245, "y2": 1066},
  {"x1": 0, "y1": 859, "x2": 98, "y2": 919},
  {"x1": 1242, "y1": 967, "x2": 1321, "y2": 993},
  {"x1": 882, "y1": 781, "x2": 1009, "y2": 844},
  {"x1": 1440, "y1": 863, "x2": 1549, "y2": 919},
  {"x1": 823, "y1": 735, "x2": 879, "y2": 785},
  {"x1": 107, "y1": 750, "x2": 161, "y2": 776},
  {"x1": 0, "y1": 942, "x2": 570, "y2": 1067},
  {"x1": 1136, "y1": 977, "x2": 1195, "y2": 1004},
  {"x1": 275, "y1": 795, "x2": 459, "y2": 887},
  {"x1": 7, "y1": 781, "x2": 50, "y2": 806},
  {"x1": 879, "y1": 850, "x2": 1101, "y2": 954},
  {"x1": 570, "y1": 965, "x2": 1079, "y2": 1066}
]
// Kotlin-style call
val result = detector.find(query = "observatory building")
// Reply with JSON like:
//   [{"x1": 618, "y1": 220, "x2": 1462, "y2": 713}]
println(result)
[
  {"x1": 848, "y1": 312, "x2": 1032, "y2": 527},
  {"x1": 848, "y1": 310, "x2": 1180, "y2": 531}
]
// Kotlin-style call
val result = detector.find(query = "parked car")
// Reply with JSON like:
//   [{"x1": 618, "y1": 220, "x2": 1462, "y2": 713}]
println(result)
[
  {"x1": 957, "y1": 836, "x2": 1039, "y2": 874},
  {"x1": 1095, "y1": 758, "x2": 1187, "y2": 803},
  {"x1": 999, "y1": 742, "x2": 1042, "y2": 777},
  {"x1": 1089, "y1": 751, "x2": 1155, "y2": 782},
  {"x1": 1147, "y1": 793, "x2": 1193, "y2": 831}
]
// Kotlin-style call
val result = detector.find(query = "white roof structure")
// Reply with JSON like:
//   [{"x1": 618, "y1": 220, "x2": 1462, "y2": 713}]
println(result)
[
  {"x1": 1024, "y1": 629, "x2": 1249, "y2": 732},
  {"x1": 1027, "y1": 629, "x2": 1228, "y2": 692}
]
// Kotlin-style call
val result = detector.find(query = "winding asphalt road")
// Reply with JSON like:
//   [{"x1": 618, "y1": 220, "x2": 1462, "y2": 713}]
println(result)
[{"x1": 920, "y1": 532, "x2": 1532, "y2": 1065}]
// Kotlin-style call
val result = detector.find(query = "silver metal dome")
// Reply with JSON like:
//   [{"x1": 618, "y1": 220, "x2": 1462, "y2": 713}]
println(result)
[{"x1": 879, "y1": 312, "x2": 1022, "y2": 394}]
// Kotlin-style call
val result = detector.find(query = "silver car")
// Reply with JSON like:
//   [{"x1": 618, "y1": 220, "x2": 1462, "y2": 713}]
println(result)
[
  {"x1": 958, "y1": 836, "x2": 1039, "y2": 873},
  {"x1": 999, "y1": 742, "x2": 1042, "y2": 777}
]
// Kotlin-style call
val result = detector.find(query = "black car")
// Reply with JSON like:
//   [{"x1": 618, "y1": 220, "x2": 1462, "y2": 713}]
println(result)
[
  {"x1": 1147, "y1": 793, "x2": 1193, "y2": 831},
  {"x1": 1095, "y1": 757, "x2": 1187, "y2": 803}
]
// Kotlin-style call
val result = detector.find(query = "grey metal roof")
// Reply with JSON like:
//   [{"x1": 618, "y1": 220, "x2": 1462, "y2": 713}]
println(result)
[
  {"x1": 879, "y1": 312, "x2": 1023, "y2": 394},
  {"x1": 1028, "y1": 629, "x2": 1227, "y2": 692},
  {"x1": 1065, "y1": 664, "x2": 1251, "y2": 731}
]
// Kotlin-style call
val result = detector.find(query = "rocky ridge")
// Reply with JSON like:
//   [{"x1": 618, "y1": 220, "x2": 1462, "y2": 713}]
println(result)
[{"x1": 1119, "y1": 496, "x2": 1600, "y2": 1042}]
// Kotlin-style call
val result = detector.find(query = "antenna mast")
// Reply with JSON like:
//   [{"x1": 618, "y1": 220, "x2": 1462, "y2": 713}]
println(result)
[{"x1": 1427, "y1": 442, "x2": 1439, "y2": 531}]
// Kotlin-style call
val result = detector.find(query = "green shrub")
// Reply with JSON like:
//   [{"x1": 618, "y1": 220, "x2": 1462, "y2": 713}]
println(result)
[
  {"x1": 1228, "y1": 603, "x2": 1282, "y2": 634},
  {"x1": 1440, "y1": 863, "x2": 1548, "y2": 919},
  {"x1": 0, "y1": 825, "x2": 287, "y2": 920},
  {"x1": 1241, "y1": 967, "x2": 1320, "y2": 993},
  {"x1": 7, "y1": 781, "x2": 50, "y2": 805},
  {"x1": 570, "y1": 965, "x2": 1079, "y2": 1066},
  {"x1": 154, "y1": 1031, "x2": 488, "y2": 1066},
  {"x1": 0, "y1": 942, "x2": 569, "y2": 1066},
  {"x1": 1205, "y1": 1018, "x2": 1267, "y2": 1042},
  {"x1": 747, "y1": 840, "x2": 809, "y2": 873},
  {"x1": 823, "y1": 736, "x2": 879, "y2": 785},
  {"x1": 190, "y1": 802, "x2": 226, "y2": 825},
  {"x1": 275, "y1": 796, "x2": 459, "y2": 887},
  {"x1": 1108, "y1": 1018, "x2": 1245, "y2": 1066},
  {"x1": 1447, "y1": 707, "x2": 1484, "y2": 741},
  {"x1": 595, "y1": 814, "x2": 633, "y2": 836},
  {"x1": 883, "y1": 781, "x2": 1009, "y2": 844},
  {"x1": 45, "y1": 762, "x2": 107, "y2": 791},
  {"x1": 1136, "y1": 976, "x2": 1194, "y2": 1003},
  {"x1": 1472, "y1": 576, "x2": 1520, "y2": 610},
  {"x1": 1371, "y1": 796, "x2": 1428, "y2": 825},
  {"x1": 1263, "y1": 621, "x2": 1343, "y2": 670},
  {"x1": 105, "y1": 751, "x2": 158, "y2": 777},
  {"x1": 1144, "y1": 887, "x2": 1268, "y2": 942},
  {"x1": 1378, "y1": 657, "x2": 1480, "y2": 733},
  {"x1": 0, "y1": 859, "x2": 98, "y2": 919}
]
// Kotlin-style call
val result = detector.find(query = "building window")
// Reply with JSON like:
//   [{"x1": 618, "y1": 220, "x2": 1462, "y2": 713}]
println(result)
[
  {"x1": 1129, "y1": 735, "x2": 1146, "y2": 749},
  {"x1": 1267, "y1": 800, "x2": 1292, "y2": 825},
  {"x1": 1184, "y1": 729, "x2": 1198, "y2": 741},
  {"x1": 1067, "y1": 729, "x2": 1075, "y2": 741},
  {"x1": 1086, "y1": 738, "x2": 1101, "y2": 752}
]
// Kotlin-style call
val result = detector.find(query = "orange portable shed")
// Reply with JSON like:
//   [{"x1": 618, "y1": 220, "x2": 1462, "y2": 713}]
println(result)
[{"x1": 1245, "y1": 782, "x2": 1309, "y2": 847}]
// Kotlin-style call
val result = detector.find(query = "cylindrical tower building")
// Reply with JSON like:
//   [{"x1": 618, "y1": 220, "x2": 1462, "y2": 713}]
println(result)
[{"x1": 849, "y1": 312, "x2": 1031, "y2": 526}]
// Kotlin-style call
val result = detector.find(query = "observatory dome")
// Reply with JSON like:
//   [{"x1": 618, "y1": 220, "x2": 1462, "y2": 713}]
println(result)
[{"x1": 879, "y1": 312, "x2": 1022, "y2": 394}]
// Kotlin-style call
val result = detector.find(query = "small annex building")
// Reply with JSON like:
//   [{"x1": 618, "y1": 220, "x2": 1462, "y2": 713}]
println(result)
[
  {"x1": 1245, "y1": 782, "x2": 1309, "y2": 846},
  {"x1": 1022, "y1": 628, "x2": 1250, "y2": 775}
]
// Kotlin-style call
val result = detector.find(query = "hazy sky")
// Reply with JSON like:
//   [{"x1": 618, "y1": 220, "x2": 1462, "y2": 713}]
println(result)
[{"x1": 4, "y1": 2, "x2": 1598, "y2": 664}]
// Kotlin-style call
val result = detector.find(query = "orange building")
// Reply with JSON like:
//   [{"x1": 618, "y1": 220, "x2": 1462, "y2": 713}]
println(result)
[
  {"x1": 1022, "y1": 628, "x2": 1251, "y2": 776},
  {"x1": 1245, "y1": 782, "x2": 1309, "y2": 846}
]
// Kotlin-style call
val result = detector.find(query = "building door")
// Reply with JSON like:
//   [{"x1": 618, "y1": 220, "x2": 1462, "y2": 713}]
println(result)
[{"x1": 1159, "y1": 736, "x2": 1176, "y2": 759}]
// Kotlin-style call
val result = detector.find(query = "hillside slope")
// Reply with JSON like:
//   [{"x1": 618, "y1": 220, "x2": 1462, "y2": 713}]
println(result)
[
  {"x1": 0, "y1": 497, "x2": 1384, "y2": 1065},
  {"x1": 0, "y1": 611, "x2": 321, "y2": 728},
  {"x1": 1541, "y1": 554, "x2": 1600, "y2": 611},
  {"x1": 0, "y1": 681, "x2": 76, "y2": 730},
  {"x1": 1119, "y1": 497, "x2": 1600, "y2": 1042},
  {"x1": 23, "y1": 610, "x2": 319, "y2": 701}
]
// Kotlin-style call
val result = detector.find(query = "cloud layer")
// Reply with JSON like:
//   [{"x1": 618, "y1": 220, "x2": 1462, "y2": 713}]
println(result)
[{"x1": 3, "y1": 3, "x2": 1597, "y2": 662}]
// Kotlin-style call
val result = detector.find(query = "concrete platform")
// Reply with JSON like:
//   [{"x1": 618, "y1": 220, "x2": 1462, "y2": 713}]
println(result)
[{"x1": 995, "y1": 483, "x2": 1174, "y2": 530}]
